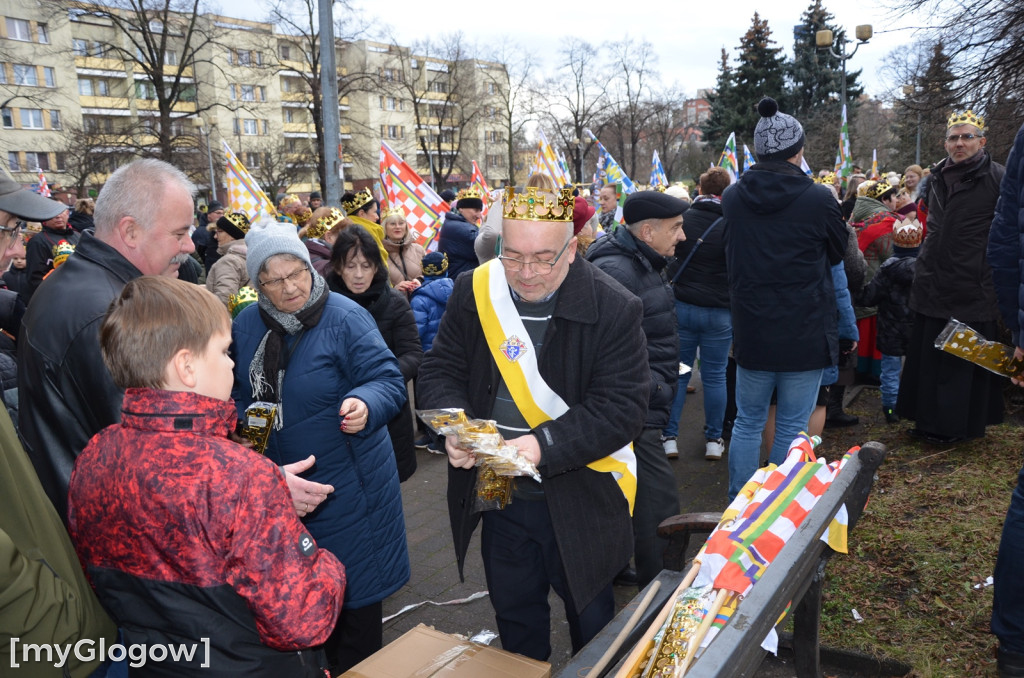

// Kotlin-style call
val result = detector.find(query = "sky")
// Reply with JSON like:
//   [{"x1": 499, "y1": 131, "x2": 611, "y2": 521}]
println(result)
[{"x1": 214, "y1": 0, "x2": 929, "y2": 101}]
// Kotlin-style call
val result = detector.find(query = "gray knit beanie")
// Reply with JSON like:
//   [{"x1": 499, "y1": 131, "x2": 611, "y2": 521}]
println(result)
[
  {"x1": 245, "y1": 217, "x2": 313, "y2": 285},
  {"x1": 753, "y1": 97, "x2": 805, "y2": 162}
]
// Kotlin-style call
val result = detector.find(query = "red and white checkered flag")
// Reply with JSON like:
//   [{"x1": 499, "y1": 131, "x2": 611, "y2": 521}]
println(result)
[
  {"x1": 36, "y1": 169, "x2": 51, "y2": 198},
  {"x1": 379, "y1": 142, "x2": 450, "y2": 252}
]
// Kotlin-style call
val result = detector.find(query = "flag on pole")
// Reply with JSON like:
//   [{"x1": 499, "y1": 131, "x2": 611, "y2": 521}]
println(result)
[
  {"x1": 379, "y1": 142, "x2": 449, "y2": 252},
  {"x1": 742, "y1": 144, "x2": 756, "y2": 174},
  {"x1": 527, "y1": 128, "x2": 573, "y2": 187},
  {"x1": 717, "y1": 132, "x2": 739, "y2": 182},
  {"x1": 36, "y1": 169, "x2": 51, "y2": 198},
  {"x1": 649, "y1": 150, "x2": 668, "y2": 188},
  {"x1": 223, "y1": 141, "x2": 275, "y2": 219},
  {"x1": 470, "y1": 160, "x2": 491, "y2": 219},
  {"x1": 836, "y1": 104, "x2": 853, "y2": 179},
  {"x1": 800, "y1": 156, "x2": 813, "y2": 177},
  {"x1": 584, "y1": 129, "x2": 636, "y2": 195},
  {"x1": 870, "y1": 149, "x2": 879, "y2": 180}
]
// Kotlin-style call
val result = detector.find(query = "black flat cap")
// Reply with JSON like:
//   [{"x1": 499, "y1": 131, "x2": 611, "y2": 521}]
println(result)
[{"x1": 622, "y1": 191, "x2": 689, "y2": 224}]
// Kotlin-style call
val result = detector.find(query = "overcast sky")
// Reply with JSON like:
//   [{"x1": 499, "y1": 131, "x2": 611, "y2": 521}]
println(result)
[{"x1": 215, "y1": 0, "x2": 928, "y2": 101}]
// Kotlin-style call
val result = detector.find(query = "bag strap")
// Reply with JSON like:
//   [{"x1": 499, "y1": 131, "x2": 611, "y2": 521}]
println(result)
[{"x1": 670, "y1": 216, "x2": 724, "y2": 285}]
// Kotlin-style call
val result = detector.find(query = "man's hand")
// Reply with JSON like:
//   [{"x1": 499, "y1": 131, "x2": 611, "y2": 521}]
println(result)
[
  {"x1": 1013, "y1": 346, "x2": 1024, "y2": 387},
  {"x1": 339, "y1": 398, "x2": 368, "y2": 433},
  {"x1": 444, "y1": 436, "x2": 476, "y2": 469},
  {"x1": 282, "y1": 455, "x2": 334, "y2": 518},
  {"x1": 506, "y1": 433, "x2": 542, "y2": 466}
]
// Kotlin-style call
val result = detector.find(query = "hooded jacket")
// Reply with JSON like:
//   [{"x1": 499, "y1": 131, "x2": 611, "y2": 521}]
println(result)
[
  {"x1": 586, "y1": 226, "x2": 678, "y2": 428},
  {"x1": 722, "y1": 160, "x2": 847, "y2": 372},
  {"x1": 410, "y1": 276, "x2": 454, "y2": 353},
  {"x1": 438, "y1": 210, "x2": 479, "y2": 281},
  {"x1": 205, "y1": 240, "x2": 250, "y2": 307},
  {"x1": 988, "y1": 123, "x2": 1024, "y2": 341}
]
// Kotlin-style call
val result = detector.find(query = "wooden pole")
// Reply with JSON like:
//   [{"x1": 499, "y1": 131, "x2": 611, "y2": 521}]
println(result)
[
  {"x1": 588, "y1": 581, "x2": 662, "y2": 678},
  {"x1": 676, "y1": 589, "x2": 733, "y2": 676}
]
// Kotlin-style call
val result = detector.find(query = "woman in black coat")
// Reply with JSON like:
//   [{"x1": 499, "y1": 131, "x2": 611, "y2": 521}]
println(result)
[{"x1": 326, "y1": 226, "x2": 422, "y2": 481}]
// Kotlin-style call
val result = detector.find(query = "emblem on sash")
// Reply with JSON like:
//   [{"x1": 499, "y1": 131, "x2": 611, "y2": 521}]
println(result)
[{"x1": 500, "y1": 335, "x2": 527, "y2": 363}]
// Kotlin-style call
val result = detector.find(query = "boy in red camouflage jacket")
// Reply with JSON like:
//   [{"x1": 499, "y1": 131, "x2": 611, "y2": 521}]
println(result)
[{"x1": 69, "y1": 276, "x2": 345, "y2": 677}]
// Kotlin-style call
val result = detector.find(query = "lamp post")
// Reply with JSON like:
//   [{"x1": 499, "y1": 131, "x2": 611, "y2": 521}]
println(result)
[
  {"x1": 193, "y1": 118, "x2": 217, "y2": 201},
  {"x1": 902, "y1": 84, "x2": 923, "y2": 166},
  {"x1": 417, "y1": 129, "x2": 436, "y2": 191},
  {"x1": 815, "y1": 24, "x2": 872, "y2": 110}
]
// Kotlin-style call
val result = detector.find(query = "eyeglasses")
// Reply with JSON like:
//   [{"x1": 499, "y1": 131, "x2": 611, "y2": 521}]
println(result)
[
  {"x1": 0, "y1": 221, "x2": 22, "y2": 243},
  {"x1": 259, "y1": 267, "x2": 309, "y2": 290},
  {"x1": 498, "y1": 238, "x2": 572, "y2": 274},
  {"x1": 946, "y1": 133, "x2": 983, "y2": 142}
]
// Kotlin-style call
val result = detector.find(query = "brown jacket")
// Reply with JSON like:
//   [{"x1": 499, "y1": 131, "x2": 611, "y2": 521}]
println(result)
[
  {"x1": 382, "y1": 234, "x2": 425, "y2": 293},
  {"x1": 206, "y1": 240, "x2": 250, "y2": 307}
]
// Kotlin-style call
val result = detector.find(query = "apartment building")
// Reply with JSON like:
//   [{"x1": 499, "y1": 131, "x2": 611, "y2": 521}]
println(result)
[{"x1": 1, "y1": 4, "x2": 510, "y2": 202}]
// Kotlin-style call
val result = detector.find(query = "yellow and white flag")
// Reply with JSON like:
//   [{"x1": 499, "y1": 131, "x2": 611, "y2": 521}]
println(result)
[{"x1": 223, "y1": 141, "x2": 275, "y2": 219}]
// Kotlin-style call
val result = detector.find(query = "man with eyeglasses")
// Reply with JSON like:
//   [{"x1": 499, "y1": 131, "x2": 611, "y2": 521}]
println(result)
[
  {"x1": 585, "y1": 190, "x2": 686, "y2": 590},
  {"x1": 897, "y1": 110, "x2": 1006, "y2": 445},
  {"x1": 418, "y1": 186, "x2": 649, "y2": 662}
]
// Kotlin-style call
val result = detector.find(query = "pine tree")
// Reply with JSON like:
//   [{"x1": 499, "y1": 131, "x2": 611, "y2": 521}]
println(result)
[
  {"x1": 701, "y1": 49, "x2": 738, "y2": 150},
  {"x1": 891, "y1": 41, "x2": 958, "y2": 169},
  {"x1": 788, "y1": 0, "x2": 863, "y2": 118}
]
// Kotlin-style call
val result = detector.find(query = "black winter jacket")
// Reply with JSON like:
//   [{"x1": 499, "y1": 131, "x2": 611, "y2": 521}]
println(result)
[
  {"x1": 988, "y1": 123, "x2": 1024, "y2": 341},
  {"x1": 587, "y1": 226, "x2": 678, "y2": 428},
  {"x1": 417, "y1": 258, "x2": 648, "y2": 612},
  {"x1": 18, "y1": 232, "x2": 141, "y2": 519},
  {"x1": 328, "y1": 276, "x2": 422, "y2": 482},
  {"x1": 859, "y1": 253, "x2": 917, "y2": 355},
  {"x1": 723, "y1": 160, "x2": 847, "y2": 372},
  {"x1": 25, "y1": 226, "x2": 80, "y2": 302},
  {"x1": 667, "y1": 198, "x2": 729, "y2": 309},
  {"x1": 910, "y1": 150, "x2": 1005, "y2": 322},
  {"x1": 438, "y1": 210, "x2": 479, "y2": 282}
]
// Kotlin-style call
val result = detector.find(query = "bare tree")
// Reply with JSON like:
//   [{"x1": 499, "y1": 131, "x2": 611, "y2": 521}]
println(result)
[
  {"x1": 642, "y1": 88, "x2": 689, "y2": 183},
  {"x1": 243, "y1": 137, "x2": 313, "y2": 200},
  {"x1": 479, "y1": 40, "x2": 536, "y2": 186},
  {"x1": 55, "y1": 121, "x2": 137, "y2": 196},
  {"x1": 541, "y1": 39, "x2": 611, "y2": 184},
  {"x1": 603, "y1": 38, "x2": 660, "y2": 179}
]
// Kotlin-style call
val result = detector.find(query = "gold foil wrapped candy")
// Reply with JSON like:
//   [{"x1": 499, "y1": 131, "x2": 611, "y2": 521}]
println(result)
[{"x1": 934, "y1": 319, "x2": 1024, "y2": 379}]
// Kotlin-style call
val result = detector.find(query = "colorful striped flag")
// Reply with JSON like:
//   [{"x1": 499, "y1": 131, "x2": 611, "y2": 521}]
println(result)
[
  {"x1": 36, "y1": 169, "x2": 51, "y2": 197},
  {"x1": 528, "y1": 128, "x2": 573, "y2": 188},
  {"x1": 379, "y1": 142, "x2": 449, "y2": 252},
  {"x1": 836, "y1": 104, "x2": 853, "y2": 179},
  {"x1": 742, "y1": 144, "x2": 756, "y2": 174},
  {"x1": 584, "y1": 128, "x2": 636, "y2": 195},
  {"x1": 717, "y1": 132, "x2": 739, "y2": 182},
  {"x1": 223, "y1": 141, "x2": 275, "y2": 219},
  {"x1": 470, "y1": 160, "x2": 490, "y2": 219},
  {"x1": 870, "y1": 149, "x2": 879, "y2": 180},
  {"x1": 649, "y1": 150, "x2": 668, "y2": 188}
]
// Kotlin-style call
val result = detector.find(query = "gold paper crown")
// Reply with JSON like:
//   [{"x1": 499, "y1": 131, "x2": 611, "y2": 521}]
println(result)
[
  {"x1": 52, "y1": 240, "x2": 75, "y2": 268},
  {"x1": 502, "y1": 186, "x2": 574, "y2": 222},
  {"x1": 815, "y1": 172, "x2": 836, "y2": 185},
  {"x1": 379, "y1": 205, "x2": 405, "y2": 222},
  {"x1": 422, "y1": 252, "x2": 449, "y2": 276},
  {"x1": 342, "y1": 187, "x2": 374, "y2": 215},
  {"x1": 306, "y1": 207, "x2": 344, "y2": 240},
  {"x1": 222, "y1": 212, "x2": 251, "y2": 234},
  {"x1": 892, "y1": 219, "x2": 923, "y2": 248},
  {"x1": 865, "y1": 181, "x2": 894, "y2": 201},
  {"x1": 948, "y1": 110, "x2": 985, "y2": 131},
  {"x1": 228, "y1": 286, "x2": 259, "y2": 318},
  {"x1": 456, "y1": 186, "x2": 483, "y2": 202},
  {"x1": 278, "y1": 194, "x2": 301, "y2": 210}
]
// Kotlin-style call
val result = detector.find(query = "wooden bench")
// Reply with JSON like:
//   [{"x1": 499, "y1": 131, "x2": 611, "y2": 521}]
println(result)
[{"x1": 557, "y1": 441, "x2": 889, "y2": 678}]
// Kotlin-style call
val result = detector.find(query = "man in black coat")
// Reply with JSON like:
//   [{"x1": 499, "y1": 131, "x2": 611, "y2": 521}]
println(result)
[
  {"x1": 722, "y1": 97, "x2": 847, "y2": 501},
  {"x1": 898, "y1": 110, "x2": 1006, "y2": 443},
  {"x1": 417, "y1": 186, "x2": 649, "y2": 662},
  {"x1": 437, "y1": 188, "x2": 483, "y2": 281},
  {"x1": 586, "y1": 190, "x2": 685, "y2": 589}
]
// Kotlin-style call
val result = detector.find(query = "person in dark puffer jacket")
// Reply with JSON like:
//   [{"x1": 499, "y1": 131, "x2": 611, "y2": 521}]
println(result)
[
  {"x1": 438, "y1": 188, "x2": 483, "y2": 281},
  {"x1": 585, "y1": 190, "x2": 685, "y2": 590},
  {"x1": 70, "y1": 277, "x2": 344, "y2": 678},
  {"x1": 326, "y1": 226, "x2": 422, "y2": 482}
]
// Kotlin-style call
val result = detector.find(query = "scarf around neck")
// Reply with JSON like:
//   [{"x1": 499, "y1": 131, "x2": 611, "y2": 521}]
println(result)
[{"x1": 248, "y1": 268, "x2": 328, "y2": 428}]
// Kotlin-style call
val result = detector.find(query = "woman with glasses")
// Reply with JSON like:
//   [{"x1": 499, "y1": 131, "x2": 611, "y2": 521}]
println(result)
[{"x1": 232, "y1": 219, "x2": 409, "y2": 675}]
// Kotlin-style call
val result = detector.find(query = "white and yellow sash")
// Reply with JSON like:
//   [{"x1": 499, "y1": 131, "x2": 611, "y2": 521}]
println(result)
[{"x1": 472, "y1": 259, "x2": 638, "y2": 514}]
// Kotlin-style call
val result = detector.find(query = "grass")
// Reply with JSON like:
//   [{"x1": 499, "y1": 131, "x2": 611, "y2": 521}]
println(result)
[{"x1": 811, "y1": 385, "x2": 1024, "y2": 677}]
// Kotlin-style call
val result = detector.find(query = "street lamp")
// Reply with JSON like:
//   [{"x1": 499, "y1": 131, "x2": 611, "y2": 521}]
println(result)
[
  {"x1": 815, "y1": 24, "x2": 872, "y2": 109},
  {"x1": 193, "y1": 118, "x2": 217, "y2": 202},
  {"x1": 902, "y1": 84, "x2": 923, "y2": 166},
  {"x1": 416, "y1": 129, "x2": 436, "y2": 191}
]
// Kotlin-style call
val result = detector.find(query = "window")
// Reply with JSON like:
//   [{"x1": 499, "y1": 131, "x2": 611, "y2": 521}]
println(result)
[
  {"x1": 243, "y1": 119, "x2": 258, "y2": 135},
  {"x1": 25, "y1": 152, "x2": 49, "y2": 171},
  {"x1": 20, "y1": 109, "x2": 44, "y2": 129},
  {"x1": 279, "y1": 44, "x2": 290, "y2": 60},
  {"x1": 37, "y1": 23, "x2": 48, "y2": 44},
  {"x1": 487, "y1": 82, "x2": 497, "y2": 95},
  {"x1": 386, "y1": 96, "x2": 396, "y2": 111},
  {"x1": 78, "y1": 78, "x2": 93, "y2": 95},
  {"x1": 43, "y1": 67, "x2": 55, "y2": 87},
  {"x1": 380, "y1": 67, "x2": 401, "y2": 83},
  {"x1": 54, "y1": 152, "x2": 66, "y2": 171},
  {"x1": 487, "y1": 154, "x2": 505, "y2": 168},
  {"x1": 135, "y1": 81, "x2": 156, "y2": 100},
  {"x1": 232, "y1": 49, "x2": 260, "y2": 66},
  {"x1": 13, "y1": 64, "x2": 38, "y2": 86},
  {"x1": 0, "y1": 65, "x2": 6, "y2": 85},
  {"x1": 430, "y1": 80, "x2": 448, "y2": 94},
  {"x1": 245, "y1": 152, "x2": 260, "y2": 168},
  {"x1": 163, "y1": 50, "x2": 178, "y2": 66},
  {"x1": 72, "y1": 38, "x2": 88, "y2": 56},
  {"x1": 1, "y1": 109, "x2": 12, "y2": 128},
  {"x1": 49, "y1": 110, "x2": 60, "y2": 130},
  {"x1": 241, "y1": 84, "x2": 255, "y2": 101},
  {"x1": 84, "y1": 115, "x2": 115, "y2": 133},
  {"x1": 7, "y1": 152, "x2": 20, "y2": 171},
  {"x1": 6, "y1": 18, "x2": 31, "y2": 41},
  {"x1": 381, "y1": 124, "x2": 403, "y2": 139},
  {"x1": 489, "y1": 130, "x2": 502, "y2": 143},
  {"x1": 148, "y1": 19, "x2": 163, "y2": 34}
]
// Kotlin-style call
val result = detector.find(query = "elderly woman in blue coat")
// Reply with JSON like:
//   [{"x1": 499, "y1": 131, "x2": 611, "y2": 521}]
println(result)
[{"x1": 232, "y1": 219, "x2": 409, "y2": 675}]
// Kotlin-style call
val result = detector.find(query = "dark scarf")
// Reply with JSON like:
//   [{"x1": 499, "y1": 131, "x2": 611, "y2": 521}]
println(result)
[
  {"x1": 248, "y1": 268, "x2": 328, "y2": 427},
  {"x1": 326, "y1": 273, "x2": 388, "y2": 318}
]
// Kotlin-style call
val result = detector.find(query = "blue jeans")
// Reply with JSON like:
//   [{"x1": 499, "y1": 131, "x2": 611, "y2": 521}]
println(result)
[
  {"x1": 728, "y1": 366, "x2": 823, "y2": 500},
  {"x1": 879, "y1": 353, "x2": 902, "y2": 408},
  {"x1": 663, "y1": 301, "x2": 732, "y2": 439},
  {"x1": 993, "y1": 461, "x2": 1024, "y2": 654}
]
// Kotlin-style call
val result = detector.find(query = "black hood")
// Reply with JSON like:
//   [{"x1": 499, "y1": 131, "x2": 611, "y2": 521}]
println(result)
[{"x1": 729, "y1": 160, "x2": 817, "y2": 215}]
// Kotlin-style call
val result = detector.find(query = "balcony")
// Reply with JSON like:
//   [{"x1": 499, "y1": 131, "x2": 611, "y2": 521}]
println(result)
[
  {"x1": 283, "y1": 122, "x2": 314, "y2": 134},
  {"x1": 78, "y1": 95, "x2": 131, "y2": 111},
  {"x1": 282, "y1": 91, "x2": 313, "y2": 103},
  {"x1": 75, "y1": 56, "x2": 125, "y2": 73},
  {"x1": 135, "y1": 99, "x2": 197, "y2": 113}
]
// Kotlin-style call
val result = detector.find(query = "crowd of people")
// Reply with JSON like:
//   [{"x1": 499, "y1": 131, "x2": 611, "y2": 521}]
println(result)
[{"x1": 1, "y1": 96, "x2": 1023, "y2": 677}]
